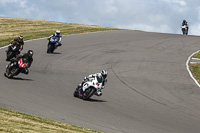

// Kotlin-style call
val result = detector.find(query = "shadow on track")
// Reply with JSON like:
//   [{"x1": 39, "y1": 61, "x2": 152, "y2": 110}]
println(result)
[
  {"x1": 47, "y1": 52, "x2": 62, "y2": 54},
  {"x1": 86, "y1": 98, "x2": 107, "y2": 102},
  {"x1": 9, "y1": 77, "x2": 34, "y2": 81}
]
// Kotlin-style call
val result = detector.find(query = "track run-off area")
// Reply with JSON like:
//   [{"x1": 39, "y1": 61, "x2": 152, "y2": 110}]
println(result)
[{"x1": 1, "y1": 30, "x2": 200, "y2": 133}]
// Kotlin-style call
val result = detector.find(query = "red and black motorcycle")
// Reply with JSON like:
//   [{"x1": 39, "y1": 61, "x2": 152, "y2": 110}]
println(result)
[{"x1": 4, "y1": 58, "x2": 28, "y2": 78}]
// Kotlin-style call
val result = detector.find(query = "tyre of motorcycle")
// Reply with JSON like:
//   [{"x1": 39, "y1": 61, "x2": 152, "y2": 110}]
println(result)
[
  {"x1": 50, "y1": 44, "x2": 55, "y2": 53},
  {"x1": 6, "y1": 51, "x2": 14, "y2": 61},
  {"x1": 73, "y1": 89, "x2": 79, "y2": 97},
  {"x1": 182, "y1": 28, "x2": 188, "y2": 35},
  {"x1": 47, "y1": 44, "x2": 51, "y2": 53},
  {"x1": 82, "y1": 87, "x2": 96, "y2": 100},
  {"x1": 185, "y1": 28, "x2": 188, "y2": 35},
  {"x1": 6, "y1": 66, "x2": 20, "y2": 78},
  {"x1": 47, "y1": 43, "x2": 55, "y2": 53},
  {"x1": 182, "y1": 28, "x2": 185, "y2": 35}
]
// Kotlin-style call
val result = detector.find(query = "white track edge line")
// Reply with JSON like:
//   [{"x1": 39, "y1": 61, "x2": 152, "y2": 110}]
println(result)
[
  {"x1": 186, "y1": 50, "x2": 200, "y2": 87},
  {"x1": 1, "y1": 31, "x2": 199, "y2": 87},
  {"x1": 190, "y1": 62, "x2": 200, "y2": 64},
  {"x1": 191, "y1": 58, "x2": 200, "y2": 60},
  {"x1": 1, "y1": 31, "x2": 200, "y2": 88},
  {"x1": 0, "y1": 30, "x2": 119, "y2": 50}
]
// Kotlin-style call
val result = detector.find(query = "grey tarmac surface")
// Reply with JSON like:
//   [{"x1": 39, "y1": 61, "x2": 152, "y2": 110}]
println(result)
[{"x1": 1, "y1": 30, "x2": 200, "y2": 133}]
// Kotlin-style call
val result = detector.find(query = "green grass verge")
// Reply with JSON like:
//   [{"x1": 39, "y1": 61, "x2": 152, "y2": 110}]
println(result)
[
  {"x1": 0, "y1": 16, "x2": 120, "y2": 47},
  {"x1": 0, "y1": 107, "x2": 101, "y2": 133},
  {"x1": 193, "y1": 51, "x2": 200, "y2": 59},
  {"x1": 190, "y1": 52, "x2": 200, "y2": 84},
  {"x1": 190, "y1": 63, "x2": 200, "y2": 84}
]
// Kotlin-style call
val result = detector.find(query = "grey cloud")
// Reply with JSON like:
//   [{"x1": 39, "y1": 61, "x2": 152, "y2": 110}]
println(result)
[{"x1": 0, "y1": 0, "x2": 200, "y2": 35}]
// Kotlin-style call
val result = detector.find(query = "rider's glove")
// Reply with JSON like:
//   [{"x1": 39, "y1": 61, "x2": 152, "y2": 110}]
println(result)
[
  {"x1": 83, "y1": 77, "x2": 88, "y2": 82},
  {"x1": 10, "y1": 58, "x2": 16, "y2": 62}
]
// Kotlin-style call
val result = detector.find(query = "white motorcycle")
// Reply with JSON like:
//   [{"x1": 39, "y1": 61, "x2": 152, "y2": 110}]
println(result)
[
  {"x1": 181, "y1": 25, "x2": 188, "y2": 35},
  {"x1": 74, "y1": 76, "x2": 103, "y2": 100}
]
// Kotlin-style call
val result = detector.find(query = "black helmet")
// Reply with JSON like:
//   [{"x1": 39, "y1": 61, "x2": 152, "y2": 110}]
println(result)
[
  {"x1": 101, "y1": 70, "x2": 108, "y2": 79},
  {"x1": 27, "y1": 50, "x2": 33, "y2": 58},
  {"x1": 18, "y1": 35, "x2": 23, "y2": 42}
]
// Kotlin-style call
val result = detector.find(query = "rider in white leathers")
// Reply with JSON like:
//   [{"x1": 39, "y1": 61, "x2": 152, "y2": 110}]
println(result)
[
  {"x1": 181, "y1": 20, "x2": 189, "y2": 35},
  {"x1": 77, "y1": 70, "x2": 108, "y2": 98}
]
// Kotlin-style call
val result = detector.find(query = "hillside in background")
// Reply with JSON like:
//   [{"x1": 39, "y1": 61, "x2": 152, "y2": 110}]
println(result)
[{"x1": 0, "y1": 17, "x2": 120, "y2": 47}]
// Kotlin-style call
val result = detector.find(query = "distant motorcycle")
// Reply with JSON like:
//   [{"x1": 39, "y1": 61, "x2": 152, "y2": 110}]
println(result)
[
  {"x1": 47, "y1": 37, "x2": 58, "y2": 53},
  {"x1": 6, "y1": 44, "x2": 21, "y2": 61},
  {"x1": 4, "y1": 58, "x2": 28, "y2": 78},
  {"x1": 74, "y1": 76, "x2": 104, "y2": 100},
  {"x1": 181, "y1": 25, "x2": 188, "y2": 35}
]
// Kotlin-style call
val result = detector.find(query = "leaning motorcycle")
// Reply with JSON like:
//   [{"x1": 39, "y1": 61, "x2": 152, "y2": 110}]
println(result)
[
  {"x1": 47, "y1": 37, "x2": 58, "y2": 53},
  {"x1": 4, "y1": 58, "x2": 28, "y2": 78},
  {"x1": 181, "y1": 25, "x2": 188, "y2": 35},
  {"x1": 74, "y1": 76, "x2": 103, "y2": 100},
  {"x1": 6, "y1": 44, "x2": 21, "y2": 61}
]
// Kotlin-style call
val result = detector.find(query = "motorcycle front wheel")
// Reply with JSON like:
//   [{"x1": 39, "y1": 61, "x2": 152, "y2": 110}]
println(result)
[
  {"x1": 82, "y1": 87, "x2": 96, "y2": 100},
  {"x1": 6, "y1": 51, "x2": 14, "y2": 61},
  {"x1": 7, "y1": 67, "x2": 19, "y2": 79}
]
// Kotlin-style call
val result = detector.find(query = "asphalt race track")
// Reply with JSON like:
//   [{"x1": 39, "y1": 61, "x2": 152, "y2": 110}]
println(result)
[{"x1": 1, "y1": 30, "x2": 200, "y2": 133}]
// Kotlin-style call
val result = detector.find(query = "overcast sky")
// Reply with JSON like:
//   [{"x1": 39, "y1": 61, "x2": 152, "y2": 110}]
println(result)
[{"x1": 1, "y1": 0, "x2": 200, "y2": 35}]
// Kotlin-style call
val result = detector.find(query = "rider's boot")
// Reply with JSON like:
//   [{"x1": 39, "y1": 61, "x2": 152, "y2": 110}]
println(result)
[
  {"x1": 21, "y1": 68, "x2": 29, "y2": 74},
  {"x1": 95, "y1": 90, "x2": 102, "y2": 96}
]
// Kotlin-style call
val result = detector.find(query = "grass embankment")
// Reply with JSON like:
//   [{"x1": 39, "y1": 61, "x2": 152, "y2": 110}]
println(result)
[
  {"x1": 190, "y1": 52, "x2": 200, "y2": 83},
  {"x1": 0, "y1": 107, "x2": 100, "y2": 133},
  {"x1": 0, "y1": 16, "x2": 119, "y2": 47},
  {"x1": 0, "y1": 16, "x2": 118, "y2": 132}
]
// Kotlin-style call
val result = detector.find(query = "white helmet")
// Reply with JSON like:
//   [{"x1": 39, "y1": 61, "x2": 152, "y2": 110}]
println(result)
[
  {"x1": 101, "y1": 70, "x2": 107, "y2": 78},
  {"x1": 56, "y1": 30, "x2": 60, "y2": 35}
]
